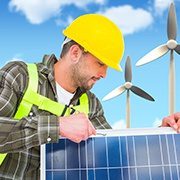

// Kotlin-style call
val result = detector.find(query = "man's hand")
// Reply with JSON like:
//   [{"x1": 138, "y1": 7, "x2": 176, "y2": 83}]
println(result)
[
  {"x1": 161, "y1": 112, "x2": 180, "y2": 132},
  {"x1": 59, "y1": 113, "x2": 96, "y2": 143}
]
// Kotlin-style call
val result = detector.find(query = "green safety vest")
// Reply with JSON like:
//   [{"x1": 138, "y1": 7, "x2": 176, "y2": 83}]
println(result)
[{"x1": 0, "y1": 63, "x2": 89, "y2": 165}]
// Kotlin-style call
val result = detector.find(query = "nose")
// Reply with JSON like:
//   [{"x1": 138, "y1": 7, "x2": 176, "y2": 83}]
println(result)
[{"x1": 99, "y1": 65, "x2": 108, "y2": 78}]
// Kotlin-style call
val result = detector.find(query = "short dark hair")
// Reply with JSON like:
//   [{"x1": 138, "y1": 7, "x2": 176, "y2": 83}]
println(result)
[{"x1": 60, "y1": 39, "x2": 85, "y2": 58}]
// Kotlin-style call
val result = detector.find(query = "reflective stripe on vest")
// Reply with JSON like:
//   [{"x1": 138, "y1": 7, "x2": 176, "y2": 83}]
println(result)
[
  {"x1": 0, "y1": 63, "x2": 89, "y2": 165},
  {"x1": 14, "y1": 64, "x2": 39, "y2": 119}
]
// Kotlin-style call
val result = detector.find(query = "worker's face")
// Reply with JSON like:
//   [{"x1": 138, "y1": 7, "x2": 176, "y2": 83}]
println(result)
[{"x1": 73, "y1": 50, "x2": 108, "y2": 90}]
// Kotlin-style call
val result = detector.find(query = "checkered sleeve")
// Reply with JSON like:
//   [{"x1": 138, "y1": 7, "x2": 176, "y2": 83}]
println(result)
[
  {"x1": 87, "y1": 91, "x2": 112, "y2": 129},
  {"x1": 0, "y1": 62, "x2": 59, "y2": 153}
]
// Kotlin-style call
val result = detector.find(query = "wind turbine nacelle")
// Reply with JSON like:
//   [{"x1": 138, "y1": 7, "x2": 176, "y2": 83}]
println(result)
[
  {"x1": 124, "y1": 82, "x2": 132, "y2": 89},
  {"x1": 167, "y1": 39, "x2": 177, "y2": 49}
]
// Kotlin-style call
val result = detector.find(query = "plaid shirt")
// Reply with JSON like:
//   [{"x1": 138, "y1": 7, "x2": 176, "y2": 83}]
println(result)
[{"x1": 0, "y1": 54, "x2": 111, "y2": 180}]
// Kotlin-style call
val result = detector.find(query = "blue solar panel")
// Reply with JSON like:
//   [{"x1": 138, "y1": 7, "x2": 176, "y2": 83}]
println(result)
[{"x1": 40, "y1": 128, "x2": 180, "y2": 180}]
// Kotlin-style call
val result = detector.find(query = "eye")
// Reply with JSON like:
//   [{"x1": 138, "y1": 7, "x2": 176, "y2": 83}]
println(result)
[{"x1": 98, "y1": 61, "x2": 105, "y2": 67}]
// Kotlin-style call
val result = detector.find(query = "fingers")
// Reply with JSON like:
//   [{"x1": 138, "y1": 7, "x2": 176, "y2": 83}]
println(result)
[
  {"x1": 174, "y1": 112, "x2": 180, "y2": 132},
  {"x1": 59, "y1": 113, "x2": 96, "y2": 143},
  {"x1": 88, "y1": 121, "x2": 96, "y2": 136},
  {"x1": 162, "y1": 116, "x2": 178, "y2": 130},
  {"x1": 72, "y1": 122, "x2": 96, "y2": 143},
  {"x1": 174, "y1": 112, "x2": 180, "y2": 121},
  {"x1": 161, "y1": 112, "x2": 180, "y2": 132},
  {"x1": 79, "y1": 117, "x2": 96, "y2": 141}
]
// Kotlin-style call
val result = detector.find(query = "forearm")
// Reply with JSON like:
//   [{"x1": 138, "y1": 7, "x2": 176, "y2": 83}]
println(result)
[
  {"x1": 90, "y1": 115, "x2": 112, "y2": 129},
  {"x1": 0, "y1": 115, "x2": 59, "y2": 153}
]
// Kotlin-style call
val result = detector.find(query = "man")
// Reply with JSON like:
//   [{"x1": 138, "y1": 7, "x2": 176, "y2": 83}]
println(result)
[{"x1": 0, "y1": 14, "x2": 124, "y2": 179}]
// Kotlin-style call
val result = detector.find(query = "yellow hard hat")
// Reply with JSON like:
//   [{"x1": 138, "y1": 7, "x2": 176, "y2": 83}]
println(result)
[{"x1": 63, "y1": 14, "x2": 124, "y2": 71}]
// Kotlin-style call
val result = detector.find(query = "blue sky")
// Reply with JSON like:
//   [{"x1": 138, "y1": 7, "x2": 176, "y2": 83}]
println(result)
[{"x1": 0, "y1": 0, "x2": 180, "y2": 129}]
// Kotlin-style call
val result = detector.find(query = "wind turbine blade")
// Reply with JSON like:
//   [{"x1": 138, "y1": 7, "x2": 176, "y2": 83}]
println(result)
[
  {"x1": 130, "y1": 85, "x2": 155, "y2": 101},
  {"x1": 125, "y1": 56, "x2": 132, "y2": 82},
  {"x1": 175, "y1": 44, "x2": 180, "y2": 54},
  {"x1": 136, "y1": 44, "x2": 169, "y2": 66},
  {"x1": 102, "y1": 85, "x2": 126, "y2": 101},
  {"x1": 167, "y1": 2, "x2": 177, "y2": 40}
]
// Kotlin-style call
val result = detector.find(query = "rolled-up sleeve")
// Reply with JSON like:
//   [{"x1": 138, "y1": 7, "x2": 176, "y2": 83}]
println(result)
[
  {"x1": 38, "y1": 115, "x2": 59, "y2": 144},
  {"x1": 0, "y1": 115, "x2": 59, "y2": 153},
  {"x1": 87, "y1": 91, "x2": 112, "y2": 129},
  {"x1": 0, "y1": 61, "x2": 59, "y2": 153}
]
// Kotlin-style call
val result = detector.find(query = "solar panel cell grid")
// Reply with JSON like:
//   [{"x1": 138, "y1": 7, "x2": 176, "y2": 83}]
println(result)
[{"x1": 42, "y1": 129, "x2": 180, "y2": 180}]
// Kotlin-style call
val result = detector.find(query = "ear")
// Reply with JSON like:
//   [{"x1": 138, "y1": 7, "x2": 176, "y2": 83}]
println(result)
[{"x1": 69, "y1": 44, "x2": 83, "y2": 63}]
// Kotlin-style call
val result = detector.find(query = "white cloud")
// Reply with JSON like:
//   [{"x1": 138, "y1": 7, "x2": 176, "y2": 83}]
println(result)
[
  {"x1": 8, "y1": 0, "x2": 106, "y2": 24},
  {"x1": 111, "y1": 120, "x2": 126, "y2": 129},
  {"x1": 153, "y1": 117, "x2": 162, "y2": 127},
  {"x1": 3, "y1": 55, "x2": 25, "y2": 66},
  {"x1": 154, "y1": 0, "x2": 174, "y2": 15},
  {"x1": 94, "y1": 0, "x2": 106, "y2": 5},
  {"x1": 10, "y1": 53, "x2": 24, "y2": 61},
  {"x1": 55, "y1": 15, "x2": 73, "y2": 27},
  {"x1": 8, "y1": 1, "x2": 155, "y2": 35},
  {"x1": 9, "y1": 0, "x2": 61, "y2": 24},
  {"x1": 98, "y1": 5, "x2": 153, "y2": 35},
  {"x1": 69, "y1": 0, "x2": 106, "y2": 7}
]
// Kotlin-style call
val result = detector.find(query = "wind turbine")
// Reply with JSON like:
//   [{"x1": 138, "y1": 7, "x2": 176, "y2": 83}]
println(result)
[
  {"x1": 102, "y1": 56, "x2": 155, "y2": 128},
  {"x1": 136, "y1": 2, "x2": 180, "y2": 115}
]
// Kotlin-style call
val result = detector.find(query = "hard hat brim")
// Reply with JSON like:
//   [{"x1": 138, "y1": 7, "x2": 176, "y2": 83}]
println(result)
[{"x1": 111, "y1": 64, "x2": 122, "y2": 71}]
